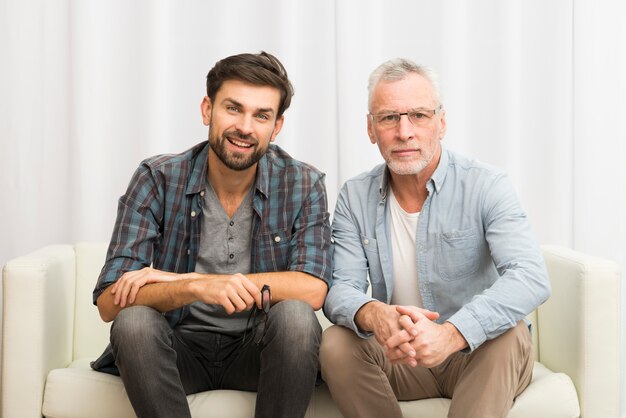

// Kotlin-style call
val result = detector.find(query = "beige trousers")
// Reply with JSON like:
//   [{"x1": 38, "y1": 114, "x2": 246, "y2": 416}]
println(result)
[{"x1": 320, "y1": 321, "x2": 533, "y2": 418}]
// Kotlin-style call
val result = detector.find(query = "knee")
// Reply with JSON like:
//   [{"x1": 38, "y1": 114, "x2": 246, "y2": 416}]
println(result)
[
  {"x1": 501, "y1": 322, "x2": 532, "y2": 356},
  {"x1": 477, "y1": 321, "x2": 532, "y2": 365},
  {"x1": 320, "y1": 325, "x2": 364, "y2": 378},
  {"x1": 266, "y1": 300, "x2": 321, "y2": 350},
  {"x1": 110, "y1": 306, "x2": 169, "y2": 350}
]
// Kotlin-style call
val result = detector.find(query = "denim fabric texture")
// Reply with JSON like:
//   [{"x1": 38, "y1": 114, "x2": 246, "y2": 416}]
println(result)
[{"x1": 324, "y1": 146, "x2": 551, "y2": 351}]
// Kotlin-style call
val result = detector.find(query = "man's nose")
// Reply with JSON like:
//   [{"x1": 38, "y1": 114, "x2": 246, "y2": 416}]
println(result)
[
  {"x1": 396, "y1": 114, "x2": 414, "y2": 140},
  {"x1": 235, "y1": 114, "x2": 254, "y2": 135}
]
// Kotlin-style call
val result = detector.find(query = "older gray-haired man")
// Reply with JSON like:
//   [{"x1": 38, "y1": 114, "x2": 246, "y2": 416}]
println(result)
[{"x1": 320, "y1": 58, "x2": 551, "y2": 418}]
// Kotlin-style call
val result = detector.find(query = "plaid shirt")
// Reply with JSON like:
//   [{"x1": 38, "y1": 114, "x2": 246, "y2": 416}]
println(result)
[{"x1": 93, "y1": 140, "x2": 332, "y2": 327}]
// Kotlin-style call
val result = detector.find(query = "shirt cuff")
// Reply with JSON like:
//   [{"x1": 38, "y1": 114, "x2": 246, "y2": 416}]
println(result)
[
  {"x1": 446, "y1": 308, "x2": 487, "y2": 352},
  {"x1": 349, "y1": 297, "x2": 378, "y2": 339}
]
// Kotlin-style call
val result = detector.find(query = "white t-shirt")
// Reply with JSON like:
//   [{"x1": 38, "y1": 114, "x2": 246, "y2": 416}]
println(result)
[{"x1": 389, "y1": 189, "x2": 423, "y2": 307}]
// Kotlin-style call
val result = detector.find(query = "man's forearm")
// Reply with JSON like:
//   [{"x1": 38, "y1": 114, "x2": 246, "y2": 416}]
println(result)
[
  {"x1": 97, "y1": 270, "x2": 327, "y2": 323},
  {"x1": 97, "y1": 280, "x2": 197, "y2": 322},
  {"x1": 244, "y1": 271, "x2": 327, "y2": 310}
]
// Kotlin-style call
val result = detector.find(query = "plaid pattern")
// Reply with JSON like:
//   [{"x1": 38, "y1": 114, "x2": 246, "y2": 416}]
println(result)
[{"x1": 93, "y1": 141, "x2": 332, "y2": 326}]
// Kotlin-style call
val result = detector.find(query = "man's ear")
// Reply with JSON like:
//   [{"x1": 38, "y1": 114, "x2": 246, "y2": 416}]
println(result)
[
  {"x1": 270, "y1": 115, "x2": 285, "y2": 142},
  {"x1": 367, "y1": 114, "x2": 377, "y2": 144},
  {"x1": 201, "y1": 96, "x2": 212, "y2": 126},
  {"x1": 438, "y1": 109, "x2": 447, "y2": 140}
]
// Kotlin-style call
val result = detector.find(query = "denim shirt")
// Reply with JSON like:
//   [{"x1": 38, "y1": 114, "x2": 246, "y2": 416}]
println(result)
[{"x1": 324, "y1": 147, "x2": 551, "y2": 351}]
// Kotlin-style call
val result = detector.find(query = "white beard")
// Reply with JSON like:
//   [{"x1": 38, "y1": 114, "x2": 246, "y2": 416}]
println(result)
[
  {"x1": 386, "y1": 157, "x2": 431, "y2": 175},
  {"x1": 382, "y1": 143, "x2": 435, "y2": 175}
]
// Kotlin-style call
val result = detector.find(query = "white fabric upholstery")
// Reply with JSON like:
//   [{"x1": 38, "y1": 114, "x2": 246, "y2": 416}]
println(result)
[
  {"x1": 2, "y1": 243, "x2": 620, "y2": 418},
  {"x1": 73, "y1": 242, "x2": 110, "y2": 360},
  {"x1": 539, "y1": 246, "x2": 622, "y2": 418}
]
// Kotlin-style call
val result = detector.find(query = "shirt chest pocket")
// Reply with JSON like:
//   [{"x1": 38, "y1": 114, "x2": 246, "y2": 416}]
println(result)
[
  {"x1": 256, "y1": 228, "x2": 291, "y2": 271},
  {"x1": 435, "y1": 228, "x2": 481, "y2": 281}
]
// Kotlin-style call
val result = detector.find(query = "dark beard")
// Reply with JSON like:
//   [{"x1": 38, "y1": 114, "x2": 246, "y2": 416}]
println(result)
[{"x1": 208, "y1": 129, "x2": 267, "y2": 171}]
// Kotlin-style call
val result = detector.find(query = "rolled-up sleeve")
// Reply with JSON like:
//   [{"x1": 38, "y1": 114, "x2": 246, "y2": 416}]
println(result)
[
  {"x1": 290, "y1": 174, "x2": 333, "y2": 284},
  {"x1": 92, "y1": 163, "x2": 162, "y2": 304}
]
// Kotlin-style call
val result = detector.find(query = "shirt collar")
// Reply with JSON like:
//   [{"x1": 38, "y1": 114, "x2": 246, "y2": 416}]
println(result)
[
  {"x1": 186, "y1": 141, "x2": 210, "y2": 195},
  {"x1": 430, "y1": 144, "x2": 449, "y2": 194},
  {"x1": 379, "y1": 166, "x2": 391, "y2": 200},
  {"x1": 255, "y1": 149, "x2": 270, "y2": 199}
]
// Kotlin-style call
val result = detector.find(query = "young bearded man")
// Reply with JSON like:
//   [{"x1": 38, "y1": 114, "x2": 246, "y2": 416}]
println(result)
[{"x1": 91, "y1": 51, "x2": 332, "y2": 418}]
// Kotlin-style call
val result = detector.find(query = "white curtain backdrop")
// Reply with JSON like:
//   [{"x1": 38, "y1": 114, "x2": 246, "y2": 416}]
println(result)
[{"x1": 1, "y1": 0, "x2": 625, "y2": 415}]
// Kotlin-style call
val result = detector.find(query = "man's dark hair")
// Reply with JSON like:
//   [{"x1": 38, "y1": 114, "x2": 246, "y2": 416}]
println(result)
[{"x1": 206, "y1": 51, "x2": 294, "y2": 118}]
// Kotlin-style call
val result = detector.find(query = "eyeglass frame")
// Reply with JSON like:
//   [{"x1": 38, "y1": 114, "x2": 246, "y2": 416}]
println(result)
[
  {"x1": 242, "y1": 284, "x2": 271, "y2": 346},
  {"x1": 368, "y1": 105, "x2": 443, "y2": 129}
]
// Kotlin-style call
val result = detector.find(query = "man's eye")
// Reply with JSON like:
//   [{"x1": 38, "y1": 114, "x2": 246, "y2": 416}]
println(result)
[
  {"x1": 410, "y1": 112, "x2": 428, "y2": 119},
  {"x1": 380, "y1": 114, "x2": 399, "y2": 122},
  {"x1": 256, "y1": 113, "x2": 270, "y2": 121},
  {"x1": 227, "y1": 106, "x2": 241, "y2": 113}
]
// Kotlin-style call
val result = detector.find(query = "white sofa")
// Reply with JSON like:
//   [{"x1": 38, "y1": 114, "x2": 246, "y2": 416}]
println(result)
[{"x1": 1, "y1": 243, "x2": 621, "y2": 418}]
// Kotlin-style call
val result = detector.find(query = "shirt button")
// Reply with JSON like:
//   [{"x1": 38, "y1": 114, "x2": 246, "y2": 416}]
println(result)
[
  {"x1": 229, "y1": 221, "x2": 234, "y2": 226},
  {"x1": 274, "y1": 236, "x2": 281, "y2": 243},
  {"x1": 363, "y1": 239, "x2": 369, "y2": 245},
  {"x1": 191, "y1": 211, "x2": 197, "y2": 218},
  {"x1": 187, "y1": 249, "x2": 190, "y2": 255},
  {"x1": 229, "y1": 254, "x2": 234, "y2": 259},
  {"x1": 200, "y1": 191, "x2": 205, "y2": 197}
]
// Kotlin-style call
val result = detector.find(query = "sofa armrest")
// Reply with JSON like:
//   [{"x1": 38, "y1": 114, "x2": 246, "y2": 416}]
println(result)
[
  {"x1": 2, "y1": 245, "x2": 77, "y2": 418},
  {"x1": 538, "y1": 245, "x2": 621, "y2": 418}
]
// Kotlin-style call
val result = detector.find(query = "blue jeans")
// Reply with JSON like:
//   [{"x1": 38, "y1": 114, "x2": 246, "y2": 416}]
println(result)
[{"x1": 110, "y1": 301, "x2": 321, "y2": 418}]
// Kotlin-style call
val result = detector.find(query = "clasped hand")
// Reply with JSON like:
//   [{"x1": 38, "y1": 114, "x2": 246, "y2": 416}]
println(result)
[{"x1": 379, "y1": 305, "x2": 463, "y2": 369}]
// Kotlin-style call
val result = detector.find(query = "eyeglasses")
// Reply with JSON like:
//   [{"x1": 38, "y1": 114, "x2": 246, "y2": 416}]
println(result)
[
  {"x1": 243, "y1": 284, "x2": 271, "y2": 346},
  {"x1": 369, "y1": 106, "x2": 442, "y2": 129}
]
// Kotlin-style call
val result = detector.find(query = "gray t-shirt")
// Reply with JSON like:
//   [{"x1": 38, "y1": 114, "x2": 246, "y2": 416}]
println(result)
[{"x1": 177, "y1": 183, "x2": 254, "y2": 335}]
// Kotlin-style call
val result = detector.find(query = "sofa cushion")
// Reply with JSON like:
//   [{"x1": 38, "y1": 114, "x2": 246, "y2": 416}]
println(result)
[{"x1": 42, "y1": 359, "x2": 579, "y2": 418}]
